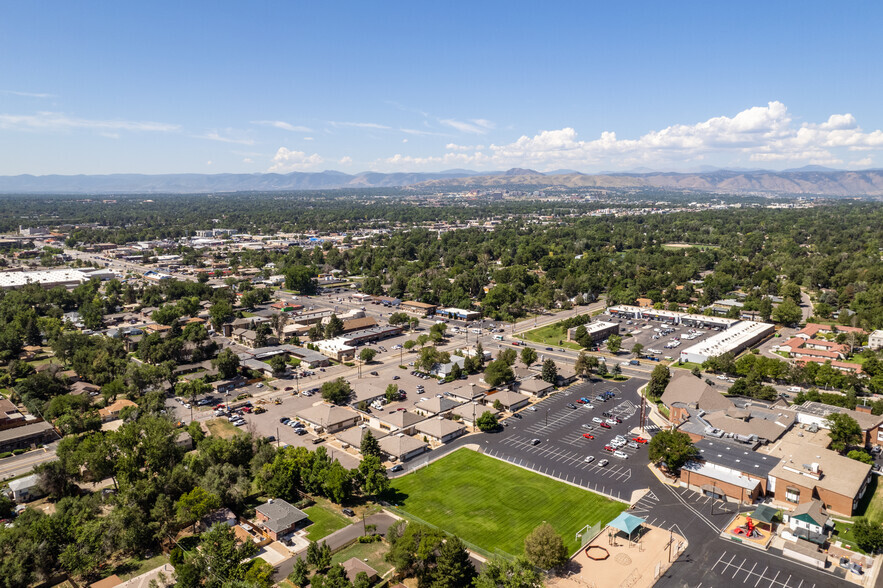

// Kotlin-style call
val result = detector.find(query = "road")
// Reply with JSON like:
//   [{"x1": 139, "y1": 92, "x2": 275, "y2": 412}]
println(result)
[
  {"x1": 0, "y1": 444, "x2": 58, "y2": 481},
  {"x1": 800, "y1": 288, "x2": 813, "y2": 324}
]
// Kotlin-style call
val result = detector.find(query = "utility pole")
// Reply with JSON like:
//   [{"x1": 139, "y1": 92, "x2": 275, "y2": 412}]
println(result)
[{"x1": 668, "y1": 528, "x2": 673, "y2": 563}]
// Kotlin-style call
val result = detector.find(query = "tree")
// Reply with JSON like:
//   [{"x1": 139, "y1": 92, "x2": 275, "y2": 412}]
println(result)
[
  {"x1": 385, "y1": 383, "x2": 400, "y2": 404},
  {"x1": 646, "y1": 364, "x2": 671, "y2": 400},
  {"x1": 477, "y1": 411, "x2": 499, "y2": 432},
  {"x1": 573, "y1": 325, "x2": 589, "y2": 348},
  {"x1": 520, "y1": 346, "x2": 537, "y2": 368},
  {"x1": 449, "y1": 362, "x2": 462, "y2": 380},
  {"x1": 473, "y1": 556, "x2": 542, "y2": 588},
  {"x1": 209, "y1": 300, "x2": 233, "y2": 331},
  {"x1": 325, "y1": 314, "x2": 344, "y2": 339},
  {"x1": 772, "y1": 298, "x2": 802, "y2": 326},
  {"x1": 321, "y1": 378, "x2": 352, "y2": 405},
  {"x1": 484, "y1": 359, "x2": 515, "y2": 387},
  {"x1": 288, "y1": 558, "x2": 310, "y2": 588},
  {"x1": 523, "y1": 522, "x2": 568, "y2": 570},
  {"x1": 848, "y1": 450, "x2": 875, "y2": 465},
  {"x1": 648, "y1": 429, "x2": 698, "y2": 472},
  {"x1": 194, "y1": 522, "x2": 258, "y2": 588},
  {"x1": 826, "y1": 412, "x2": 862, "y2": 452},
  {"x1": 176, "y1": 486, "x2": 221, "y2": 528},
  {"x1": 606, "y1": 334, "x2": 622, "y2": 354},
  {"x1": 243, "y1": 559, "x2": 276, "y2": 588},
  {"x1": 361, "y1": 429, "x2": 381, "y2": 458},
  {"x1": 359, "y1": 347, "x2": 377, "y2": 364},
  {"x1": 268, "y1": 354, "x2": 288, "y2": 375},
  {"x1": 540, "y1": 359, "x2": 557, "y2": 384},
  {"x1": 357, "y1": 455, "x2": 390, "y2": 498},
  {"x1": 852, "y1": 518, "x2": 883, "y2": 553},
  {"x1": 389, "y1": 312, "x2": 410, "y2": 326},
  {"x1": 498, "y1": 348, "x2": 517, "y2": 366},
  {"x1": 574, "y1": 352, "x2": 597, "y2": 378},
  {"x1": 404, "y1": 339, "x2": 417, "y2": 352},
  {"x1": 632, "y1": 342, "x2": 644, "y2": 357},
  {"x1": 432, "y1": 536, "x2": 476, "y2": 588},
  {"x1": 214, "y1": 348, "x2": 240, "y2": 379}
]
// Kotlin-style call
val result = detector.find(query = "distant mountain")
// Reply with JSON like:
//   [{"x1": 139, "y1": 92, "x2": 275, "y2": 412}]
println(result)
[
  {"x1": 412, "y1": 168, "x2": 883, "y2": 196},
  {"x1": 1, "y1": 167, "x2": 882, "y2": 196}
]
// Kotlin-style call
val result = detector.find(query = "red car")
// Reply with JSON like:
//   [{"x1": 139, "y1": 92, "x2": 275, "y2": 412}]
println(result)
[
  {"x1": 576, "y1": 399, "x2": 587, "y2": 404},
  {"x1": 631, "y1": 437, "x2": 649, "y2": 444},
  {"x1": 511, "y1": 341, "x2": 520, "y2": 346},
  {"x1": 599, "y1": 422, "x2": 611, "y2": 429},
  {"x1": 603, "y1": 445, "x2": 614, "y2": 452},
  {"x1": 582, "y1": 433, "x2": 594, "y2": 440}
]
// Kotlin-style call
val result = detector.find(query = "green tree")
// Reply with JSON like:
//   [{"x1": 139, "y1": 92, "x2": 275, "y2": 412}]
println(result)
[
  {"x1": 321, "y1": 378, "x2": 353, "y2": 405},
  {"x1": 473, "y1": 556, "x2": 542, "y2": 588},
  {"x1": 826, "y1": 412, "x2": 862, "y2": 452},
  {"x1": 389, "y1": 312, "x2": 410, "y2": 326},
  {"x1": 209, "y1": 300, "x2": 233, "y2": 331},
  {"x1": 648, "y1": 429, "x2": 698, "y2": 472},
  {"x1": 520, "y1": 346, "x2": 538, "y2": 368},
  {"x1": 606, "y1": 334, "x2": 622, "y2": 354},
  {"x1": 325, "y1": 314, "x2": 344, "y2": 339},
  {"x1": 523, "y1": 522, "x2": 568, "y2": 570},
  {"x1": 632, "y1": 342, "x2": 644, "y2": 356},
  {"x1": 848, "y1": 450, "x2": 875, "y2": 465},
  {"x1": 268, "y1": 354, "x2": 288, "y2": 375},
  {"x1": 386, "y1": 383, "x2": 400, "y2": 403},
  {"x1": 484, "y1": 359, "x2": 515, "y2": 387},
  {"x1": 357, "y1": 455, "x2": 390, "y2": 498},
  {"x1": 194, "y1": 522, "x2": 258, "y2": 588},
  {"x1": 359, "y1": 347, "x2": 377, "y2": 363},
  {"x1": 540, "y1": 359, "x2": 557, "y2": 384},
  {"x1": 176, "y1": 486, "x2": 222, "y2": 528},
  {"x1": 361, "y1": 429, "x2": 381, "y2": 458},
  {"x1": 646, "y1": 364, "x2": 671, "y2": 400},
  {"x1": 432, "y1": 535, "x2": 476, "y2": 588},
  {"x1": 243, "y1": 559, "x2": 276, "y2": 588},
  {"x1": 288, "y1": 557, "x2": 310, "y2": 588},
  {"x1": 772, "y1": 298, "x2": 802, "y2": 326},
  {"x1": 214, "y1": 348, "x2": 240, "y2": 379},
  {"x1": 476, "y1": 411, "x2": 499, "y2": 432},
  {"x1": 852, "y1": 518, "x2": 883, "y2": 553},
  {"x1": 498, "y1": 348, "x2": 517, "y2": 366},
  {"x1": 404, "y1": 339, "x2": 417, "y2": 352}
]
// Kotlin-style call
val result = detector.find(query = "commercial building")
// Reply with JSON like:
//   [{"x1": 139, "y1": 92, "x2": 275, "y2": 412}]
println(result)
[
  {"x1": 414, "y1": 417, "x2": 466, "y2": 444},
  {"x1": 400, "y1": 301, "x2": 438, "y2": 317},
  {"x1": 678, "y1": 320, "x2": 775, "y2": 364},
  {"x1": 378, "y1": 433, "x2": 429, "y2": 462},
  {"x1": 413, "y1": 396, "x2": 459, "y2": 417},
  {"x1": 0, "y1": 421, "x2": 57, "y2": 452},
  {"x1": 793, "y1": 401, "x2": 883, "y2": 447},
  {"x1": 767, "y1": 441, "x2": 872, "y2": 516},
  {"x1": 436, "y1": 307, "x2": 480, "y2": 321},
  {"x1": 451, "y1": 403, "x2": 500, "y2": 427},
  {"x1": 295, "y1": 403, "x2": 361, "y2": 434},
  {"x1": 608, "y1": 305, "x2": 737, "y2": 330},
  {"x1": 566, "y1": 321, "x2": 619, "y2": 343},
  {"x1": 0, "y1": 268, "x2": 115, "y2": 289},
  {"x1": 0, "y1": 398, "x2": 26, "y2": 431},
  {"x1": 679, "y1": 438, "x2": 776, "y2": 503},
  {"x1": 489, "y1": 390, "x2": 531, "y2": 412}
]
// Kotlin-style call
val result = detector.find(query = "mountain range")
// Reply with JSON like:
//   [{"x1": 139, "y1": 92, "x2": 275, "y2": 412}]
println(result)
[{"x1": 0, "y1": 168, "x2": 882, "y2": 196}]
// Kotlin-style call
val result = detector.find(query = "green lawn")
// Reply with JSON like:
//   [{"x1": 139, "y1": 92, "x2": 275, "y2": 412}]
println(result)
[
  {"x1": 388, "y1": 449, "x2": 626, "y2": 557},
  {"x1": 851, "y1": 475, "x2": 883, "y2": 524},
  {"x1": 833, "y1": 520, "x2": 868, "y2": 555},
  {"x1": 672, "y1": 361, "x2": 703, "y2": 372},
  {"x1": 114, "y1": 553, "x2": 170, "y2": 581},
  {"x1": 304, "y1": 503, "x2": 351, "y2": 542},
  {"x1": 519, "y1": 324, "x2": 582, "y2": 350},
  {"x1": 330, "y1": 540, "x2": 393, "y2": 575}
]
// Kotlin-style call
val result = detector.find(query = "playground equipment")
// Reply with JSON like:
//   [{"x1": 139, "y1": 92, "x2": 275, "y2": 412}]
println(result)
[
  {"x1": 585, "y1": 545, "x2": 610, "y2": 560},
  {"x1": 731, "y1": 516, "x2": 764, "y2": 539}
]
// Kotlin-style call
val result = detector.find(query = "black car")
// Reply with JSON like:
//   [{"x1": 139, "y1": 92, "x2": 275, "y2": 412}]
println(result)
[
  {"x1": 280, "y1": 417, "x2": 290, "y2": 424},
  {"x1": 390, "y1": 464, "x2": 404, "y2": 472},
  {"x1": 512, "y1": 413, "x2": 523, "y2": 419},
  {"x1": 601, "y1": 411, "x2": 612, "y2": 418},
  {"x1": 266, "y1": 435, "x2": 276, "y2": 442},
  {"x1": 566, "y1": 403, "x2": 577, "y2": 409},
  {"x1": 342, "y1": 508, "x2": 355, "y2": 517}
]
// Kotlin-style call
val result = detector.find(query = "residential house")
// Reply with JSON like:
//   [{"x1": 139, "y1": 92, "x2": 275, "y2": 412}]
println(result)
[
  {"x1": 340, "y1": 559, "x2": 379, "y2": 584},
  {"x1": 378, "y1": 433, "x2": 429, "y2": 462},
  {"x1": 489, "y1": 390, "x2": 531, "y2": 412},
  {"x1": 255, "y1": 498, "x2": 309, "y2": 541},
  {"x1": 98, "y1": 399, "x2": 137, "y2": 423},
  {"x1": 335, "y1": 425, "x2": 387, "y2": 453},
  {"x1": 413, "y1": 396, "x2": 459, "y2": 417},
  {"x1": 296, "y1": 403, "x2": 361, "y2": 433},
  {"x1": 414, "y1": 417, "x2": 466, "y2": 444},
  {"x1": 368, "y1": 409, "x2": 426, "y2": 435},
  {"x1": 175, "y1": 431, "x2": 193, "y2": 451},
  {"x1": 869, "y1": 329, "x2": 883, "y2": 351},
  {"x1": 451, "y1": 403, "x2": 499, "y2": 427},
  {"x1": 7, "y1": 473, "x2": 45, "y2": 503},
  {"x1": 447, "y1": 384, "x2": 486, "y2": 403},
  {"x1": 784, "y1": 500, "x2": 832, "y2": 544},
  {"x1": 517, "y1": 377, "x2": 554, "y2": 397}
]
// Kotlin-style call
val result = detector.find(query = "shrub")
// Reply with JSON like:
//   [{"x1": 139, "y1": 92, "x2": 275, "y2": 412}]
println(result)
[{"x1": 0, "y1": 452, "x2": 12, "y2": 459}]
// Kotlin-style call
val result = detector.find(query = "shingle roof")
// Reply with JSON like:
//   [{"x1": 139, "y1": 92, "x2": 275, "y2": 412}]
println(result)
[
  {"x1": 255, "y1": 499, "x2": 308, "y2": 534},
  {"x1": 414, "y1": 417, "x2": 466, "y2": 439}
]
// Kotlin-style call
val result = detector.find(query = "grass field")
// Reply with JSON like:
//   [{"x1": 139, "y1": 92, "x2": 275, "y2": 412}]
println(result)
[
  {"x1": 304, "y1": 502, "x2": 351, "y2": 542},
  {"x1": 205, "y1": 418, "x2": 245, "y2": 439},
  {"x1": 519, "y1": 324, "x2": 582, "y2": 350},
  {"x1": 388, "y1": 449, "x2": 626, "y2": 557}
]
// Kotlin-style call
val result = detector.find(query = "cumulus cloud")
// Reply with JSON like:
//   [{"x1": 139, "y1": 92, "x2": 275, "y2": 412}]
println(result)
[
  {"x1": 269, "y1": 147, "x2": 324, "y2": 172},
  {"x1": 251, "y1": 120, "x2": 313, "y2": 132},
  {"x1": 339, "y1": 156, "x2": 353, "y2": 165},
  {"x1": 0, "y1": 111, "x2": 179, "y2": 132},
  {"x1": 396, "y1": 102, "x2": 883, "y2": 171}
]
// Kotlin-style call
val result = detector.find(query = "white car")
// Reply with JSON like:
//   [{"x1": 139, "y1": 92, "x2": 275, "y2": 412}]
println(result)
[
  {"x1": 584, "y1": 455, "x2": 595, "y2": 463},
  {"x1": 717, "y1": 375, "x2": 728, "y2": 380},
  {"x1": 528, "y1": 407, "x2": 538, "y2": 412},
  {"x1": 584, "y1": 403, "x2": 594, "y2": 410},
  {"x1": 605, "y1": 418, "x2": 618, "y2": 425},
  {"x1": 787, "y1": 386, "x2": 802, "y2": 393},
  {"x1": 614, "y1": 450, "x2": 628, "y2": 459},
  {"x1": 592, "y1": 417, "x2": 603, "y2": 424}
]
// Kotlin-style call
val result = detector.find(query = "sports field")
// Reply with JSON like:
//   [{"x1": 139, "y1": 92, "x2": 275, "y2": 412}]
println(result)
[{"x1": 388, "y1": 449, "x2": 626, "y2": 556}]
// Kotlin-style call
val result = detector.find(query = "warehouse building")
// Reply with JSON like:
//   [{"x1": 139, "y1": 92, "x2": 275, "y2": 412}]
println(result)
[{"x1": 678, "y1": 320, "x2": 775, "y2": 364}]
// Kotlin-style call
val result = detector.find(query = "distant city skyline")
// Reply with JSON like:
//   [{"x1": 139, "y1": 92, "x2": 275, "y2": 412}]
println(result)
[{"x1": 2, "y1": 2, "x2": 882, "y2": 175}]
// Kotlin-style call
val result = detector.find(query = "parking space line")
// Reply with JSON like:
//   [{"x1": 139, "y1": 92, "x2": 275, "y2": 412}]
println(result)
[
  {"x1": 769, "y1": 570, "x2": 779, "y2": 587},
  {"x1": 754, "y1": 566, "x2": 767, "y2": 588},
  {"x1": 731, "y1": 558, "x2": 745, "y2": 579}
]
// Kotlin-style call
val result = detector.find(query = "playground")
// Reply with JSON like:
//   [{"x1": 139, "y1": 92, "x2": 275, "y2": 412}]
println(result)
[
  {"x1": 724, "y1": 513, "x2": 774, "y2": 549},
  {"x1": 548, "y1": 517, "x2": 687, "y2": 588}
]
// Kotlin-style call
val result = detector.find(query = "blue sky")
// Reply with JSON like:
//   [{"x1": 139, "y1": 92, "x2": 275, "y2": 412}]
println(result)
[{"x1": 2, "y1": 1, "x2": 882, "y2": 175}]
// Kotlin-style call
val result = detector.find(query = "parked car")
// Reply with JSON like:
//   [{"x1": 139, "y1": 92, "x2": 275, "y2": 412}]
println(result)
[
  {"x1": 603, "y1": 445, "x2": 614, "y2": 452},
  {"x1": 513, "y1": 413, "x2": 522, "y2": 419},
  {"x1": 631, "y1": 437, "x2": 649, "y2": 444},
  {"x1": 528, "y1": 406, "x2": 538, "y2": 412},
  {"x1": 598, "y1": 459, "x2": 609, "y2": 467},
  {"x1": 599, "y1": 422, "x2": 611, "y2": 429},
  {"x1": 584, "y1": 455, "x2": 595, "y2": 463},
  {"x1": 390, "y1": 464, "x2": 404, "y2": 472},
  {"x1": 566, "y1": 403, "x2": 577, "y2": 409},
  {"x1": 627, "y1": 441, "x2": 639, "y2": 449},
  {"x1": 531, "y1": 438, "x2": 541, "y2": 445},
  {"x1": 582, "y1": 433, "x2": 595, "y2": 440},
  {"x1": 342, "y1": 508, "x2": 355, "y2": 517},
  {"x1": 614, "y1": 450, "x2": 628, "y2": 459},
  {"x1": 592, "y1": 417, "x2": 603, "y2": 424}
]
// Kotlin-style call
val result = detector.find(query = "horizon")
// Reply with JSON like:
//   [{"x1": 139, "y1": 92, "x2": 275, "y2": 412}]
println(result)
[{"x1": 2, "y1": 2, "x2": 882, "y2": 175}]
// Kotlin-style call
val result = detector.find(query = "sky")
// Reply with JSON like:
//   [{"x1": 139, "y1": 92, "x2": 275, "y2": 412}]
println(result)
[{"x1": 2, "y1": 1, "x2": 883, "y2": 176}]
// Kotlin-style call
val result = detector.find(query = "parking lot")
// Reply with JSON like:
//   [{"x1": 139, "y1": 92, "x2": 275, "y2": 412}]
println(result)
[
  {"x1": 481, "y1": 376, "x2": 655, "y2": 501},
  {"x1": 595, "y1": 311, "x2": 729, "y2": 360}
]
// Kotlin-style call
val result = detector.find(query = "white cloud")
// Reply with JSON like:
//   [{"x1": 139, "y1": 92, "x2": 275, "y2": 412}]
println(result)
[
  {"x1": 330, "y1": 121, "x2": 390, "y2": 130},
  {"x1": 206, "y1": 160, "x2": 213, "y2": 166},
  {"x1": 0, "y1": 111, "x2": 179, "y2": 132},
  {"x1": 269, "y1": 147, "x2": 324, "y2": 172},
  {"x1": 400, "y1": 102, "x2": 883, "y2": 171},
  {"x1": 402, "y1": 138, "x2": 408, "y2": 143},
  {"x1": 198, "y1": 130, "x2": 255, "y2": 145},
  {"x1": 1, "y1": 90, "x2": 54, "y2": 99},
  {"x1": 242, "y1": 157, "x2": 253, "y2": 164},
  {"x1": 851, "y1": 157, "x2": 873, "y2": 167},
  {"x1": 251, "y1": 120, "x2": 313, "y2": 133},
  {"x1": 303, "y1": 137, "x2": 314, "y2": 141},
  {"x1": 440, "y1": 118, "x2": 495, "y2": 134},
  {"x1": 339, "y1": 156, "x2": 353, "y2": 165}
]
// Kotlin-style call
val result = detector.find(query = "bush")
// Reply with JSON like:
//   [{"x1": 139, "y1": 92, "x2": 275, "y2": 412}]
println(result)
[
  {"x1": 0, "y1": 452, "x2": 12, "y2": 459},
  {"x1": 12, "y1": 449, "x2": 27, "y2": 455},
  {"x1": 357, "y1": 534, "x2": 381, "y2": 543}
]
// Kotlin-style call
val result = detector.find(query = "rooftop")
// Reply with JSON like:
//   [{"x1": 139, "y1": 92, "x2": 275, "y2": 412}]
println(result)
[
  {"x1": 693, "y1": 438, "x2": 777, "y2": 476},
  {"x1": 255, "y1": 498, "x2": 308, "y2": 534}
]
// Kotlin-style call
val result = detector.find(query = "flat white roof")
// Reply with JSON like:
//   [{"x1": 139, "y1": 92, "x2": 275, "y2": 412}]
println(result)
[
  {"x1": 585, "y1": 321, "x2": 618, "y2": 333},
  {"x1": 0, "y1": 268, "x2": 93, "y2": 288},
  {"x1": 680, "y1": 321, "x2": 775, "y2": 359},
  {"x1": 608, "y1": 305, "x2": 736, "y2": 327}
]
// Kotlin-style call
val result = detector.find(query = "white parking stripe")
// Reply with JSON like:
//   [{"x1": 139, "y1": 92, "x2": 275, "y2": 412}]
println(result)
[{"x1": 754, "y1": 566, "x2": 767, "y2": 588}]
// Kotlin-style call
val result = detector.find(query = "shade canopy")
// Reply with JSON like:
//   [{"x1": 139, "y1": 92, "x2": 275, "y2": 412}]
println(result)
[
  {"x1": 608, "y1": 512, "x2": 646, "y2": 535},
  {"x1": 751, "y1": 504, "x2": 778, "y2": 525}
]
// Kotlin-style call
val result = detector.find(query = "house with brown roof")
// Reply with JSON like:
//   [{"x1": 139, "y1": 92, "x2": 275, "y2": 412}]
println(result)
[
  {"x1": 296, "y1": 403, "x2": 361, "y2": 433},
  {"x1": 98, "y1": 399, "x2": 137, "y2": 422},
  {"x1": 414, "y1": 417, "x2": 466, "y2": 444},
  {"x1": 413, "y1": 396, "x2": 459, "y2": 417},
  {"x1": 490, "y1": 390, "x2": 531, "y2": 412},
  {"x1": 768, "y1": 441, "x2": 872, "y2": 516},
  {"x1": 368, "y1": 409, "x2": 426, "y2": 435},
  {"x1": 451, "y1": 403, "x2": 499, "y2": 427},
  {"x1": 400, "y1": 301, "x2": 438, "y2": 316},
  {"x1": 0, "y1": 398, "x2": 26, "y2": 431},
  {"x1": 340, "y1": 558, "x2": 379, "y2": 584},
  {"x1": 255, "y1": 498, "x2": 309, "y2": 541},
  {"x1": 378, "y1": 433, "x2": 428, "y2": 462}
]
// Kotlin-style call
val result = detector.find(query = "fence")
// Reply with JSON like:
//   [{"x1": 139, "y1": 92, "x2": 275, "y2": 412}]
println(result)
[{"x1": 390, "y1": 506, "x2": 517, "y2": 562}]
